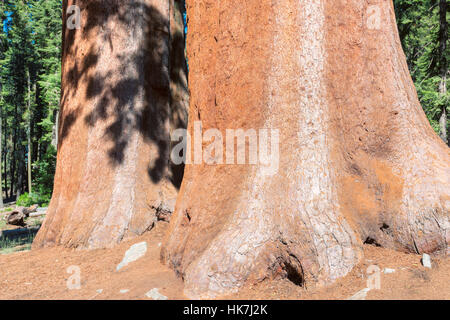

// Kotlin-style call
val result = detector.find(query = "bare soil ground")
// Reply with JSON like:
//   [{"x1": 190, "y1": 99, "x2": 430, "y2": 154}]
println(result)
[{"x1": 0, "y1": 222, "x2": 448, "y2": 300}]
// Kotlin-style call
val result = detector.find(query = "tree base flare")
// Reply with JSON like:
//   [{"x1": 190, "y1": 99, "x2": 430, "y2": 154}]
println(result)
[{"x1": 162, "y1": 0, "x2": 449, "y2": 299}]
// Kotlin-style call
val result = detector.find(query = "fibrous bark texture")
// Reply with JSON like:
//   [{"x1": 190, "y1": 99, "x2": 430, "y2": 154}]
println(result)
[
  {"x1": 162, "y1": 0, "x2": 449, "y2": 298},
  {"x1": 33, "y1": 0, "x2": 188, "y2": 249}
]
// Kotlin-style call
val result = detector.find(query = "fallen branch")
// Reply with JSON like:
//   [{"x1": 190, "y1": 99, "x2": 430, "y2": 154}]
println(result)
[{"x1": 29, "y1": 212, "x2": 47, "y2": 218}]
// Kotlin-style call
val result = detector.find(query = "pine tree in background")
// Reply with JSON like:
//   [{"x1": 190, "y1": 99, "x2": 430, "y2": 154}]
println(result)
[
  {"x1": 1, "y1": 0, "x2": 34, "y2": 200},
  {"x1": 394, "y1": 0, "x2": 449, "y2": 144},
  {"x1": 30, "y1": 0, "x2": 61, "y2": 204},
  {"x1": 0, "y1": 0, "x2": 61, "y2": 206},
  {"x1": 31, "y1": 0, "x2": 62, "y2": 148},
  {"x1": 0, "y1": 1, "x2": 8, "y2": 208}
]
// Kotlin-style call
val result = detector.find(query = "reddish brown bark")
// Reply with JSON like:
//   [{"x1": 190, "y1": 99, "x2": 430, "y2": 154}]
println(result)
[
  {"x1": 162, "y1": 0, "x2": 449, "y2": 298},
  {"x1": 33, "y1": 0, "x2": 188, "y2": 249}
]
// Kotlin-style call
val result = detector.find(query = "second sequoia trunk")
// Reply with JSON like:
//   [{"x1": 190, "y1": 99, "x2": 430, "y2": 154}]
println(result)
[
  {"x1": 162, "y1": 0, "x2": 449, "y2": 298},
  {"x1": 33, "y1": 0, "x2": 188, "y2": 249}
]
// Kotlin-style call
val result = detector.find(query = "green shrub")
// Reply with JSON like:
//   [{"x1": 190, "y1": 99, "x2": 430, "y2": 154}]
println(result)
[
  {"x1": 17, "y1": 145, "x2": 56, "y2": 208},
  {"x1": 17, "y1": 192, "x2": 51, "y2": 207}
]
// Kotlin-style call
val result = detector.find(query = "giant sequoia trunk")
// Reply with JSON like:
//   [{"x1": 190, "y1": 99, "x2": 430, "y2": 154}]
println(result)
[
  {"x1": 33, "y1": 0, "x2": 188, "y2": 249},
  {"x1": 162, "y1": 0, "x2": 449, "y2": 298}
]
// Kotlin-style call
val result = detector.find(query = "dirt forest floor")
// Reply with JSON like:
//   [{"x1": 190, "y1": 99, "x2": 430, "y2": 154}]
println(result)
[{"x1": 0, "y1": 222, "x2": 448, "y2": 300}]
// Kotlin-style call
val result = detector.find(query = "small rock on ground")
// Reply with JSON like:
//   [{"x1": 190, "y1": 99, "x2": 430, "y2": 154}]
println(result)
[
  {"x1": 422, "y1": 254, "x2": 432, "y2": 269},
  {"x1": 145, "y1": 288, "x2": 168, "y2": 300},
  {"x1": 383, "y1": 268, "x2": 396, "y2": 274},
  {"x1": 116, "y1": 242, "x2": 147, "y2": 271},
  {"x1": 347, "y1": 288, "x2": 371, "y2": 300}
]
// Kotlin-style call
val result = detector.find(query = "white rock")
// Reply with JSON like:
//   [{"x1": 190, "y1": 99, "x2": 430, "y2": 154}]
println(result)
[
  {"x1": 116, "y1": 242, "x2": 147, "y2": 271},
  {"x1": 383, "y1": 268, "x2": 396, "y2": 274},
  {"x1": 96, "y1": 289, "x2": 103, "y2": 294},
  {"x1": 347, "y1": 288, "x2": 371, "y2": 300},
  {"x1": 145, "y1": 288, "x2": 168, "y2": 300},
  {"x1": 422, "y1": 254, "x2": 432, "y2": 269},
  {"x1": 120, "y1": 289, "x2": 130, "y2": 294}
]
